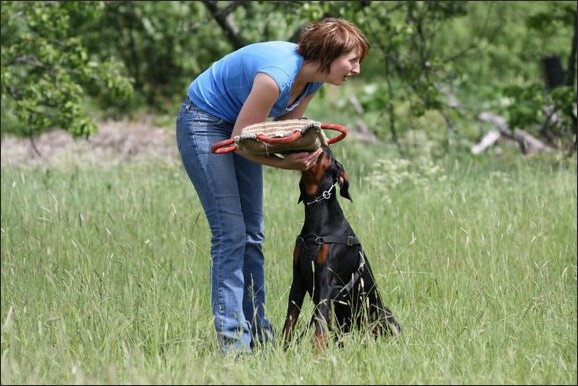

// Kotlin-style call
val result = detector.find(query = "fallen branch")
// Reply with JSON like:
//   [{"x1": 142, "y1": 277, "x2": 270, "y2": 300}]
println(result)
[
  {"x1": 471, "y1": 129, "x2": 501, "y2": 155},
  {"x1": 476, "y1": 112, "x2": 555, "y2": 154}
]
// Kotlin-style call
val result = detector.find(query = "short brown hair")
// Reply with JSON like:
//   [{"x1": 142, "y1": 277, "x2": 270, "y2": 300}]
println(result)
[{"x1": 297, "y1": 18, "x2": 370, "y2": 74}]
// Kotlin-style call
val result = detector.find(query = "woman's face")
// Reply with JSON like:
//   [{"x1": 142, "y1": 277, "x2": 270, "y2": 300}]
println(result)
[{"x1": 326, "y1": 50, "x2": 362, "y2": 86}]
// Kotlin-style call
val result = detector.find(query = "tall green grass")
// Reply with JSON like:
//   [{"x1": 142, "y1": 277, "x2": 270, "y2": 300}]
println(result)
[{"x1": 1, "y1": 145, "x2": 576, "y2": 384}]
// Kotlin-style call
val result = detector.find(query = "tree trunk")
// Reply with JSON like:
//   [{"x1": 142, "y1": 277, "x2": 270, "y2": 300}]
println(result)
[{"x1": 202, "y1": 0, "x2": 247, "y2": 50}]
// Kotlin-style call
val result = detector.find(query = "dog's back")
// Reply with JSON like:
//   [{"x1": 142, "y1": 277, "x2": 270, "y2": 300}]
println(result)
[{"x1": 282, "y1": 145, "x2": 401, "y2": 350}]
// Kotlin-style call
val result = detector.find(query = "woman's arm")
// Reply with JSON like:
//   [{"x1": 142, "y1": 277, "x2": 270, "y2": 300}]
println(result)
[
  {"x1": 232, "y1": 73, "x2": 279, "y2": 138},
  {"x1": 232, "y1": 73, "x2": 322, "y2": 170}
]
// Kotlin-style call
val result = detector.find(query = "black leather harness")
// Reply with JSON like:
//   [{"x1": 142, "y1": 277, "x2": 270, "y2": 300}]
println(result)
[
  {"x1": 297, "y1": 234, "x2": 360, "y2": 247},
  {"x1": 296, "y1": 233, "x2": 366, "y2": 295}
]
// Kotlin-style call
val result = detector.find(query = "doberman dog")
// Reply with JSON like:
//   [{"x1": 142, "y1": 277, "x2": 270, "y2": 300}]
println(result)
[{"x1": 282, "y1": 144, "x2": 401, "y2": 350}]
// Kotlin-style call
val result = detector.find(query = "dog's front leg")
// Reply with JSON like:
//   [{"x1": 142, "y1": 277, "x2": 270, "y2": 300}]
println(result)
[
  {"x1": 282, "y1": 247, "x2": 308, "y2": 350},
  {"x1": 312, "y1": 264, "x2": 334, "y2": 351},
  {"x1": 312, "y1": 298, "x2": 331, "y2": 351},
  {"x1": 282, "y1": 280, "x2": 306, "y2": 350}
]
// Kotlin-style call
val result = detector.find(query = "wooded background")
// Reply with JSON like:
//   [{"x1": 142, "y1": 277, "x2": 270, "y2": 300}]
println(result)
[{"x1": 1, "y1": 1, "x2": 576, "y2": 157}]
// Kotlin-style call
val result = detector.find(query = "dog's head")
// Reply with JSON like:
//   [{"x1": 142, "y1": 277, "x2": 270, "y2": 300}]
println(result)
[{"x1": 298, "y1": 145, "x2": 351, "y2": 204}]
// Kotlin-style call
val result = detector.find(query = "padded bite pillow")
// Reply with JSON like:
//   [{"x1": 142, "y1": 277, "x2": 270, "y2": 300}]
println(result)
[{"x1": 211, "y1": 119, "x2": 346, "y2": 155}]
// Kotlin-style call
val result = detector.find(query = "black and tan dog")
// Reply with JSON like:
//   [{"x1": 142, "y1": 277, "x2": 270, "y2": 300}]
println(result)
[{"x1": 282, "y1": 145, "x2": 401, "y2": 350}]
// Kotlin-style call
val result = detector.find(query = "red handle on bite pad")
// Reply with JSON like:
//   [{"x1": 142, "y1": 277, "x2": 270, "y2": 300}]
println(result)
[
  {"x1": 211, "y1": 138, "x2": 237, "y2": 154},
  {"x1": 256, "y1": 130, "x2": 302, "y2": 144},
  {"x1": 321, "y1": 123, "x2": 347, "y2": 144}
]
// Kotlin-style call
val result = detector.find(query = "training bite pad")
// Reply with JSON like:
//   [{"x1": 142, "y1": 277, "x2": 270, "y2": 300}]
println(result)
[{"x1": 211, "y1": 119, "x2": 347, "y2": 155}]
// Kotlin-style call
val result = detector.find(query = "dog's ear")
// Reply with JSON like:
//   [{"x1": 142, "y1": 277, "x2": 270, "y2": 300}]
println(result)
[
  {"x1": 335, "y1": 160, "x2": 352, "y2": 201},
  {"x1": 297, "y1": 180, "x2": 304, "y2": 204}
]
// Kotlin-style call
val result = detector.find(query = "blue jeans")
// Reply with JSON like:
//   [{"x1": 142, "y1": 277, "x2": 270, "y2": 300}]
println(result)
[{"x1": 176, "y1": 97, "x2": 274, "y2": 353}]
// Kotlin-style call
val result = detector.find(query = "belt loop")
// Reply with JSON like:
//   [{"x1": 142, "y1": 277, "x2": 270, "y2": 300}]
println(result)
[{"x1": 184, "y1": 95, "x2": 194, "y2": 108}]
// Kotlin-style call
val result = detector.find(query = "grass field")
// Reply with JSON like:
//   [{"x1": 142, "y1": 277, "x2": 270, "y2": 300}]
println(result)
[{"x1": 1, "y1": 141, "x2": 576, "y2": 385}]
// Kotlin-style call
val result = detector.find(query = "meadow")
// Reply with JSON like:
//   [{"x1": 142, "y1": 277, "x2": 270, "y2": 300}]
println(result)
[{"x1": 1, "y1": 140, "x2": 576, "y2": 385}]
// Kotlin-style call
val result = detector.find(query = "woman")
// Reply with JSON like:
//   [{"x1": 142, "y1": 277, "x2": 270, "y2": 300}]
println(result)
[{"x1": 176, "y1": 17, "x2": 370, "y2": 354}]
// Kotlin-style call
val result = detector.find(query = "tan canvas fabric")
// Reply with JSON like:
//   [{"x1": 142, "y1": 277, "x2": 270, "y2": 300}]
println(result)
[{"x1": 234, "y1": 119, "x2": 328, "y2": 155}]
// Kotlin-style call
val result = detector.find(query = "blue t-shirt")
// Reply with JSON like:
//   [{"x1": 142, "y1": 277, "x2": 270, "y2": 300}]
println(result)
[{"x1": 188, "y1": 41, "x2": 323, "y2": 123}]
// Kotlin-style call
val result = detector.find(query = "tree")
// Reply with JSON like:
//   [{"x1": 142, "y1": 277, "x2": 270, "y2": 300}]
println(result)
[
  {"x1": 1, "y1": 1, "x2": 134, "y2": 140},
  {"x1": 2, "y1": 1, "x2": 574, "y2": 158},
  {"x1": 505, "y1": 2, "x2": 577, "y2": 156}
]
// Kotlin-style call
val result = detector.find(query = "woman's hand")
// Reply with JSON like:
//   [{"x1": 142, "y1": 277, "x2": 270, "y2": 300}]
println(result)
[
  {"x1": 282, "y1": 148, "x2": 323, "y2": 171},
  {"x1": 237, "y1": 147, "x2": 323, "y2": 171}
]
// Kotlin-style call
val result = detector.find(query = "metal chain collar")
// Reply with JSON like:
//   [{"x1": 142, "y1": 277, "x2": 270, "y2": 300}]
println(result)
[{"x1": 305, "y1": 182, "x2": 337, "y2": 206}]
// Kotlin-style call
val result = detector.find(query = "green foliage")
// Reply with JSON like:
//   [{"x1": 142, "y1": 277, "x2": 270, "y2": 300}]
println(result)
[
  {"x1": 1, "y1": 1, "x2": 134, "y2": 138},
  {"x1": 80, "y1": 1, "x2": 304, "y2": 110},
  {"x1": 526, "y1": 1, "x2": 577, "y2": 33},
  {"x1": 501, "y1": 82, "x2": 577, "y2": 148},
  {"x1": 502, "y1": 83, "x2": 547, "y2": 128},
  {"x1": 357, "y1": 2, "x2": 468, "y2": 128},
  {"x1": 80, "y1": 1, "x2": 213, "y2": 112},
  {"x1": 1, "y1": 1, "x2": 575, "y2": 153}
]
